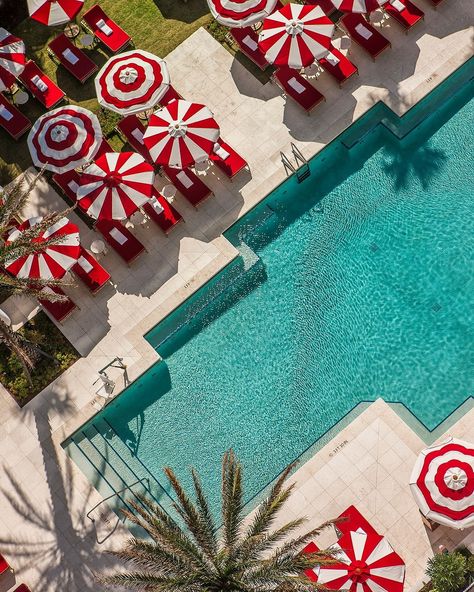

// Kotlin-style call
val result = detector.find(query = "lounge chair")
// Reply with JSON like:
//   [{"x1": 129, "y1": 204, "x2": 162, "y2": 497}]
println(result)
[
  {"x1": 341, "y1": 14, "x2": 391, "y2": 61},
  {"x1": 383, "y1": 0, "x2": 424, "y2": 31},
  {"x1": 95, "y1": 219, "x2": 146, "y2": 265},
  {"x1": 0, "y1": 553, "x2": 11, "y2": 574},
  {"x1": 18, "y1": 60, "x2": 65, "y2": 108},
  {"x1": 304, "y1": 0, "x2": 337, "y2": 15},
  {"x1": 229, "y1": 27, "x2": 269, "y2": 71},
  {"x1": 94, "y1": 138, "x2": 114, "y2": 160},
  {"x1": 116, "y1": 115, "x2": 153, "y2": 164},
  {"x1": 72, "y1": 246, "x2": 111, "y2": 294},
  {"x1": 273, "y1": 67, "x2": 325, "y2": 114},
  {"x1": 334, "y1": 505, "x2": 379, "y2": 538},
  {"x1": 210, "y1": 139, "x2": 248, "y2": 180},
  {"x1": 161, "y1": 166, "x2": 212, "y2": 207},
  {"x1": 13, "y1": 585, "x2": 32, "y2": 592},
  {"x1": 52, "y1": 169, "x2": 82, "y2": 205},
  {"x1": 142, "y1": 188, "x2": 183, "y2": 234},
  {"x1": 48, "y1": 34, "x2": 98, "y2": 83},
  {"x1": 0, "y1": 93, "x2": 31, "y2": 140},
  {"x1": 82, "y1": 4, "x2": 132, "y2": 53},
  {"x1": 39, "y1": 286, "x2": 78, "y2": 323},
  {"x1": 158, "y1": 84, "x2": 183, "y2": 107},
  {"x1": 318, "y1": 47, "x2": 358, "y2": 87}
]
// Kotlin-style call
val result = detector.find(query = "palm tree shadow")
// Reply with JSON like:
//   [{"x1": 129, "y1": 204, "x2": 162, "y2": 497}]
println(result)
[{"x1": 382, "y1": 143, "x2": 447, "y2": 191}]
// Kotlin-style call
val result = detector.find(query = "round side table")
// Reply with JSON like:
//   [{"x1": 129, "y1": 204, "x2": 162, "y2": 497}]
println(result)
[
  {"x1": 195, "y1": 159, "x2": 210, "y2": 174},
  {"x1": 80, "y1": 34, "x2": 95, "y2": 49},
  {"x1": 162, "y1": 184, "x2": 177, "y2": 203},
  {"x1": 14, "y1": 91, "x2": 29, "y2": 105},
  {"x1": 90, "y1": 239, "x2": 107, "y2": 256}
]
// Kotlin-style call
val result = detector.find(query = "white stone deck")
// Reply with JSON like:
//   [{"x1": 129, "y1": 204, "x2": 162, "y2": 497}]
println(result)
[{"x1": 0, "y1": 1, "x2": 473, "y2": 590}]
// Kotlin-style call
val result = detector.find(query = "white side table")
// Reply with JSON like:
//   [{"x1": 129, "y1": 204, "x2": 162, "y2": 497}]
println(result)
[
  {"x1": 14, "y1": 91, "x2": 29, "y2": 105},
  {"x1": 162, "y1": 184, "x2": 177, "y2": 203},
  {"x1": 90, "y1": 239, "x2": 107, "y2": 256},
  {"x1": 80, "y1": 34, "x2": 95, "y2": 49},
  {"x1": 195, "y1": 159, "x2": 210, "y2": 174}
]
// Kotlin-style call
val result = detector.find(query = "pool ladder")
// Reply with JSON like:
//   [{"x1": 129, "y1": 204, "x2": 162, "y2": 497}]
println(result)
[{"x1": 281, "y1": 143, "x2": 310, "y2": 182}]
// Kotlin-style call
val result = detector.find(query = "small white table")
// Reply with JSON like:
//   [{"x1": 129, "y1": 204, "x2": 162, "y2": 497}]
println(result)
[
  {"x1": 332, "y1": 36, "x2": 351, "y2": 52},
  {"x1": 14, "y1": 91, "x2": 29, "y2": 105},
  {"x1": 162, "y1": 184, "x2": 177, "y2": 202},
  {"x1": 80, "y1": 34, "x2": 95, "y2": 49},
  {"x1": 90, "y1": 239, "x2": 107, "y2": 256},
  {"x1": 195, "y1": 159, "x2": 210, "y2": 174}
]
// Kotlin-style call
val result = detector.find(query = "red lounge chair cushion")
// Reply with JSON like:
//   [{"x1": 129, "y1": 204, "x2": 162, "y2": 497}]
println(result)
[
  {"x1": 341, "y1": 14, "x2": 390, "y2": 59},
  {"x1": 82, "y1": 4, "x2": 131, "y2": 53},
  {"x1": 0, "y1": 554, "x2": 9, "y2": 574},
  {"x1": 49, "y1": 34, "x2": 98, "y2": 82},
  {"x1": 94, "y1": 138, "x2": 114, "y2": 160},
  {"x1": 19, "y1": 60, "x2": 65, "y2": 108},
  {"x1": 319, "y1": 47, "x2": 358, "y2": 84},
  {"x1": 384, "y1": 0, "x2": 424, "y2": 28},
  {"x1": 143, "y1": 188, "x2": 182, "y2": 233},
  {"x1": 0, "y1": 93, "x2": 31, "y2": 140},
  {"x1": 116, "y1": 115, "x2": 153, "y2": 163},
  {"x1": 230, "y1": 27, "x2": 268, "y2": 70},
  {"x1": 158, "y1": 85, "x2": 183, "y2": 107},
  {"x1": 308, "y1": 0, "x2": 337, "y2": 14},
  {"x1": 162, "y1": 166, "x2": 212, "y2": 207},
  {"x1": 72, "y1": 246, "x2": 111, "y2": 294},
  {"x1": 95, "y1": 219, "x2": 145, "y2": 264},
  {"x1": 39, "y1": 286, "x2": 77, "y2": 323},
  {"x1": 210, "y1": 139, "x2": 247, "y2": 179},
  {"x1": 52, "y1": 170, "x2": 81, "y2": 204},
  {"x1": 335, "y1": 505, "x2": 379, "y2": 538},
  {"x1": 274, "y1": 67, "x2": 325, "y2": 112}
]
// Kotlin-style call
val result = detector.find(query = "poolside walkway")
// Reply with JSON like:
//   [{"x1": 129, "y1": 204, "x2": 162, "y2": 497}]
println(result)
[{"x1": 0, "y1": 1, "x2": 473, "y2": 589}]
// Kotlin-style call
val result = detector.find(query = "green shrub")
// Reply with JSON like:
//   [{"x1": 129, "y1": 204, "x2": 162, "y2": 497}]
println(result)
[
  {"x1": 207, "y1": 20, "x2": 229, "y2": 46},
  {"x1": 95, "y1": 108, "x2": 122, "y2": 138},
  {"x1": 426, "y1": 552, "x2": 468, "y2": 592}
]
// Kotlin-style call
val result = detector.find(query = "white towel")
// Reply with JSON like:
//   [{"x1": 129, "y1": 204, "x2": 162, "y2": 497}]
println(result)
[
  {"x1": 288, "y1": 77, "x2": 306, "y2": 94},
  {"x1": 131, "y1": 128, "x2": 144, "y2": 143},
  {"x1": 390, "y1": 0, "x2": 405, "y2": 10},
  {"x1": 355, "y1": 23, "x2": 373, "y2": 39},
  {"x1": 213, "y1": 143, "x2": 230, "y2": 161},
  {"x1": 96, "y1": 18, "x2": 113, "y2": 36},
  {"x1": 77, "y1": 255, "x2": 93, "y2": 273},
  {"x1": 150, "y1": 198, "x2": 164, "y2": 214},
  {"x1": 0, "y1": 104, "x2": 13, "y2": 121},
  {"x1": 63, "y1": 48, "x2": 79, "y2": 65},
  {"x1": 242, "y1": 35, "x2": 258, "y2": 51},
  {"x1": 32, "y1": 74, "x2": 48, "y2": 92},
  {"x1": 68, "y1": 180, "x2": 79, "y2": 193},
  {"x1": 176, "y1": 171, "x2": 193, "y2": 188},
  {"x1": 325, "y1": 52, "x2": 340, "y2": 66},
  {"x1": 109, "y1": 226, "x2": 128, "y2": 245}
]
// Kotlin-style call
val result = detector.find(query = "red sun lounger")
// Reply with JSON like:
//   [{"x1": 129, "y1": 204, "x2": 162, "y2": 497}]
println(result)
[
  {"x1": 72, "y1": 246, "x2": 111, "y2": 294},
  {"x1": 274, "y1": 67, "x2": 325, "y2": 114},
  {"x1": 334, "y1": 505, "x2": 379, "y2": 538},
  {"x1": 82, "y1": 4, "x2": 132, "y2": 53},
  {"x1": 162, "y1": 166, "x2": 212, "y2": 207},
  {"x1": 19, "y1": 60, "x2": 65, "y2": 108},
  {"x1": 318, "y1": 46, "x2": 358, "y2": 87},
  {"x1": 95, "y1": 219, "x2": 146, "y2": 265},
  {"x1": 142, "y1": 188, "x2": 183, "y2": 234},
  {"x1": 116, "y1": 115, "x2": 153, "y2": 164},
  {"x1": 229, "y1": 27, "x2": 269, "y2": 71},
  {"x1": 0, "y1": 92, "x2": 31, "y2": 140},
  {"x1": 210, "y1": 138, "x2": 248, "y2": 180},
  {"x1": 13, "y1": 585, "x2": 32, "y2": 592},
  {"x1": 304, "y1": 0, "x2": 337, "y2": 15},
  {"x1": 384, "y1": 0, "x2": 424, "y2": 31},
  {"x1": 341, "y1": 14, "x2": 391, "y2": 61},
  {"x1": 48, "y1": 33, "x2": 98, "y2": 83},
  {"x1": 158, "y1": 84, "x2": 184, "y2": 107},
  {"x1": 52, "y1": 169, "x2": 82, "y2": 205},
  {"x1": 0, "y1": 553, "x2": 11, "y2": 574},
  {"x1": 94, "y1": 138, "x2": 114, "y2": 160},
  {"x1": 39, "y1": 286, "x2": 78, "y2": 323}
]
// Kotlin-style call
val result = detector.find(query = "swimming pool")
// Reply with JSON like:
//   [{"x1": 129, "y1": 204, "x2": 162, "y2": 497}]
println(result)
[{"x1": 65, "y1": 62, "x2": 474, "y2": 518}]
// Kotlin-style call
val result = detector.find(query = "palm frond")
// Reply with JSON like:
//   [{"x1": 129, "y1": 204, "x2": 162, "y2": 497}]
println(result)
[{"x1": 221, "y1": 449, "x2": 243, "y2": 550}]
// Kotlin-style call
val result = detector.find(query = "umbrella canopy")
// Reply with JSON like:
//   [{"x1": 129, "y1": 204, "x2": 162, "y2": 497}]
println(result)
[
  {"x1": 77, "y1": 152, "x2": 154, "y2": 220},
  {"x1": 0, "y1": 28, "x2": 26, "y2": 92},
  {"x1": 309, "y1": 531, "x2": 405, "y2": 592},
  {"x1": 329, "y1": 0, "x2": 388, "y2": 13},
  {"x1": 28, "y1": 106, "x2": 102, "y2": 173},
  {"x1": 143, "y1": 99, "x2": 220, "y2": 169},
  {"x1": 410, "y1": 437, "x2": 474, "y2": 530},
  {"x1": 208, "y1": 0, "x2": 279, "y2": 28},
  {"x1": 5, "y1": 216, "x2": 80, "y2": 280},
  {"x1": 258, "y1": 3, "x2": 334, "y2": 69},
  {"x1": 27, "y1": 0, "x2": 84, "y2": 26},
  {"x1": 95, "y1": 50, "x2": 170, "y2": 116}
]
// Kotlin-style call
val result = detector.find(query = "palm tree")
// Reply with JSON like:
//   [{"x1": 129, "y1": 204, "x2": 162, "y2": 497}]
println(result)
[{"x1": 102, "y1": 450, "x2": 335, "y2": 591}]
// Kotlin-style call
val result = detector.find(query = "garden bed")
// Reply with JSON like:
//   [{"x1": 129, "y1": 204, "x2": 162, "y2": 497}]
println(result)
[{"x1": 0, "y1": 311, "x2": 80, "y2": 406}]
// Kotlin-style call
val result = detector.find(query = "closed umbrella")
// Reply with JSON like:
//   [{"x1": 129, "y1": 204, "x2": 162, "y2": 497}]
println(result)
[{"x1": 0, "y1": 28, "x2": 26, "y2": 92}]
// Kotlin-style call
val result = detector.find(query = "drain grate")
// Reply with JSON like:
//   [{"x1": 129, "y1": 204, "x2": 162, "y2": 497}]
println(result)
[
  {"x1": 370, "y1": 242, "x2": 379, "y2": 253},
  {"x1": 431, "y1": 302, "x2": 442, "y2": 312}
]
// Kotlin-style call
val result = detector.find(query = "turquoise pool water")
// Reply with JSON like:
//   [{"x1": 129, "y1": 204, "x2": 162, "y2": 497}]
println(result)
[{"x1": 68, "y1": 66, "x2": 474, "y2": 515}]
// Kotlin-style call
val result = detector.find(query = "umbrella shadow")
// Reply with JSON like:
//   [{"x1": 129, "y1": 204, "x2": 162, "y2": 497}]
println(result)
[
  {"x1": 152, "y1": 0, "x2": 210, "y2": 24},
  {"x1": 229, "y1": 58, "x2": 278, "y2": 99}
]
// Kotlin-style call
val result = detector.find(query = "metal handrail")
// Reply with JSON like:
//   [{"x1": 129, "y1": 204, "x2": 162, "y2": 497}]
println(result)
[
  {"x1": 290, "y1": 142, "x2": 307, "y2": 167},
  {"x1": 86, "y1": 476, "x2": 150, "y2": 523}
]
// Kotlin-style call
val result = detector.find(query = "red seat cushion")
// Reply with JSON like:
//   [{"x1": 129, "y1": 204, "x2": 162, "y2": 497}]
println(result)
[
  {"x1": 52, "y1": 169, "x2": 81, "y2": 205},
  {"x1": 275, "y1": 67, "x2": 325, "y2": 112},
  {"x1": 319, "y1": 47, "x2": 358, "y2": 85},
  {"x1": 116, "y1": 115, "x2": 153, "y2": 164},
  {"x1": 49, "y1": 34, "x2": 98, "y2": 82},
  {"x1": 72, "y1": 246, "x2": 111, "y2": 294},
  {"x1": 162, "y1": 166, "x2": 212, "y2": 207},
  {"x1": 19, "y1": 60, "x2": 65, "y2": 108},
  {"x1": 341, "y1": 14, "x2": 390, "y2": 59},
  {"x1": 210, "y1": 139, "x2": 247, "y2": 179},
  {"x1": 142, "y1": 188, "x2": 182, "y2": 233},
  {"x1": 230, "y1": 27, "x2": 268, "y2": 70},
  {"x1": 39, "y1": 286, "x2": 77, "y2": 323},
  {"x1": 95, "y1": 219, "x2": 145, "y2": 264},
  {"x1": 384, "y1": 0, "x2": 424, "y2": 29},
  {"x1": 82, "y1": 4, "x2": 131, "y2": 53},
  {"x1": 0, "y1": 93, "x2": 31, "y2": 140},
  {"x1": 0, "y1": 554, "x2": 9, "y2": 574}
]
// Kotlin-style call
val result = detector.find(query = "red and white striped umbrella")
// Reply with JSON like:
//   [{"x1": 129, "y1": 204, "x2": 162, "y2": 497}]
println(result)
[
  {"x1": 5, "y1": 216, "x2": 80, "y2": 280},
  {"x1": 329, "y1": 0, "x2": 388, "y2": 13},
  {"x1": 258, "y1": 3, "x2": 334, "y2": 69},
  {"x1": 308, "y1": 531, "x2": 405, "y2": 592},
  {"x1": 143, "y1": 100, "x2": 220, "y2": 169},
  {"x1": 208, "y1": 0, "x2": 279, "y2": 28},
  {"x1": 410, "y1": 437, "x2": 474, "y2": 530},
  {"x1": 95, "y1": 50, "x2": 170, "y2": 116},
  {"x1": 0, "y1": 28, "x2": 26, "y2": 92},
  {"x1": 77, "y1": 152, "x2": 154, "y2": 220},
  {"x1": 28, "y1": 106, "x2": 102, "y2": 173},
  {"x1": 27, "y1": 0, "x2": 84, "y2": 26}
]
